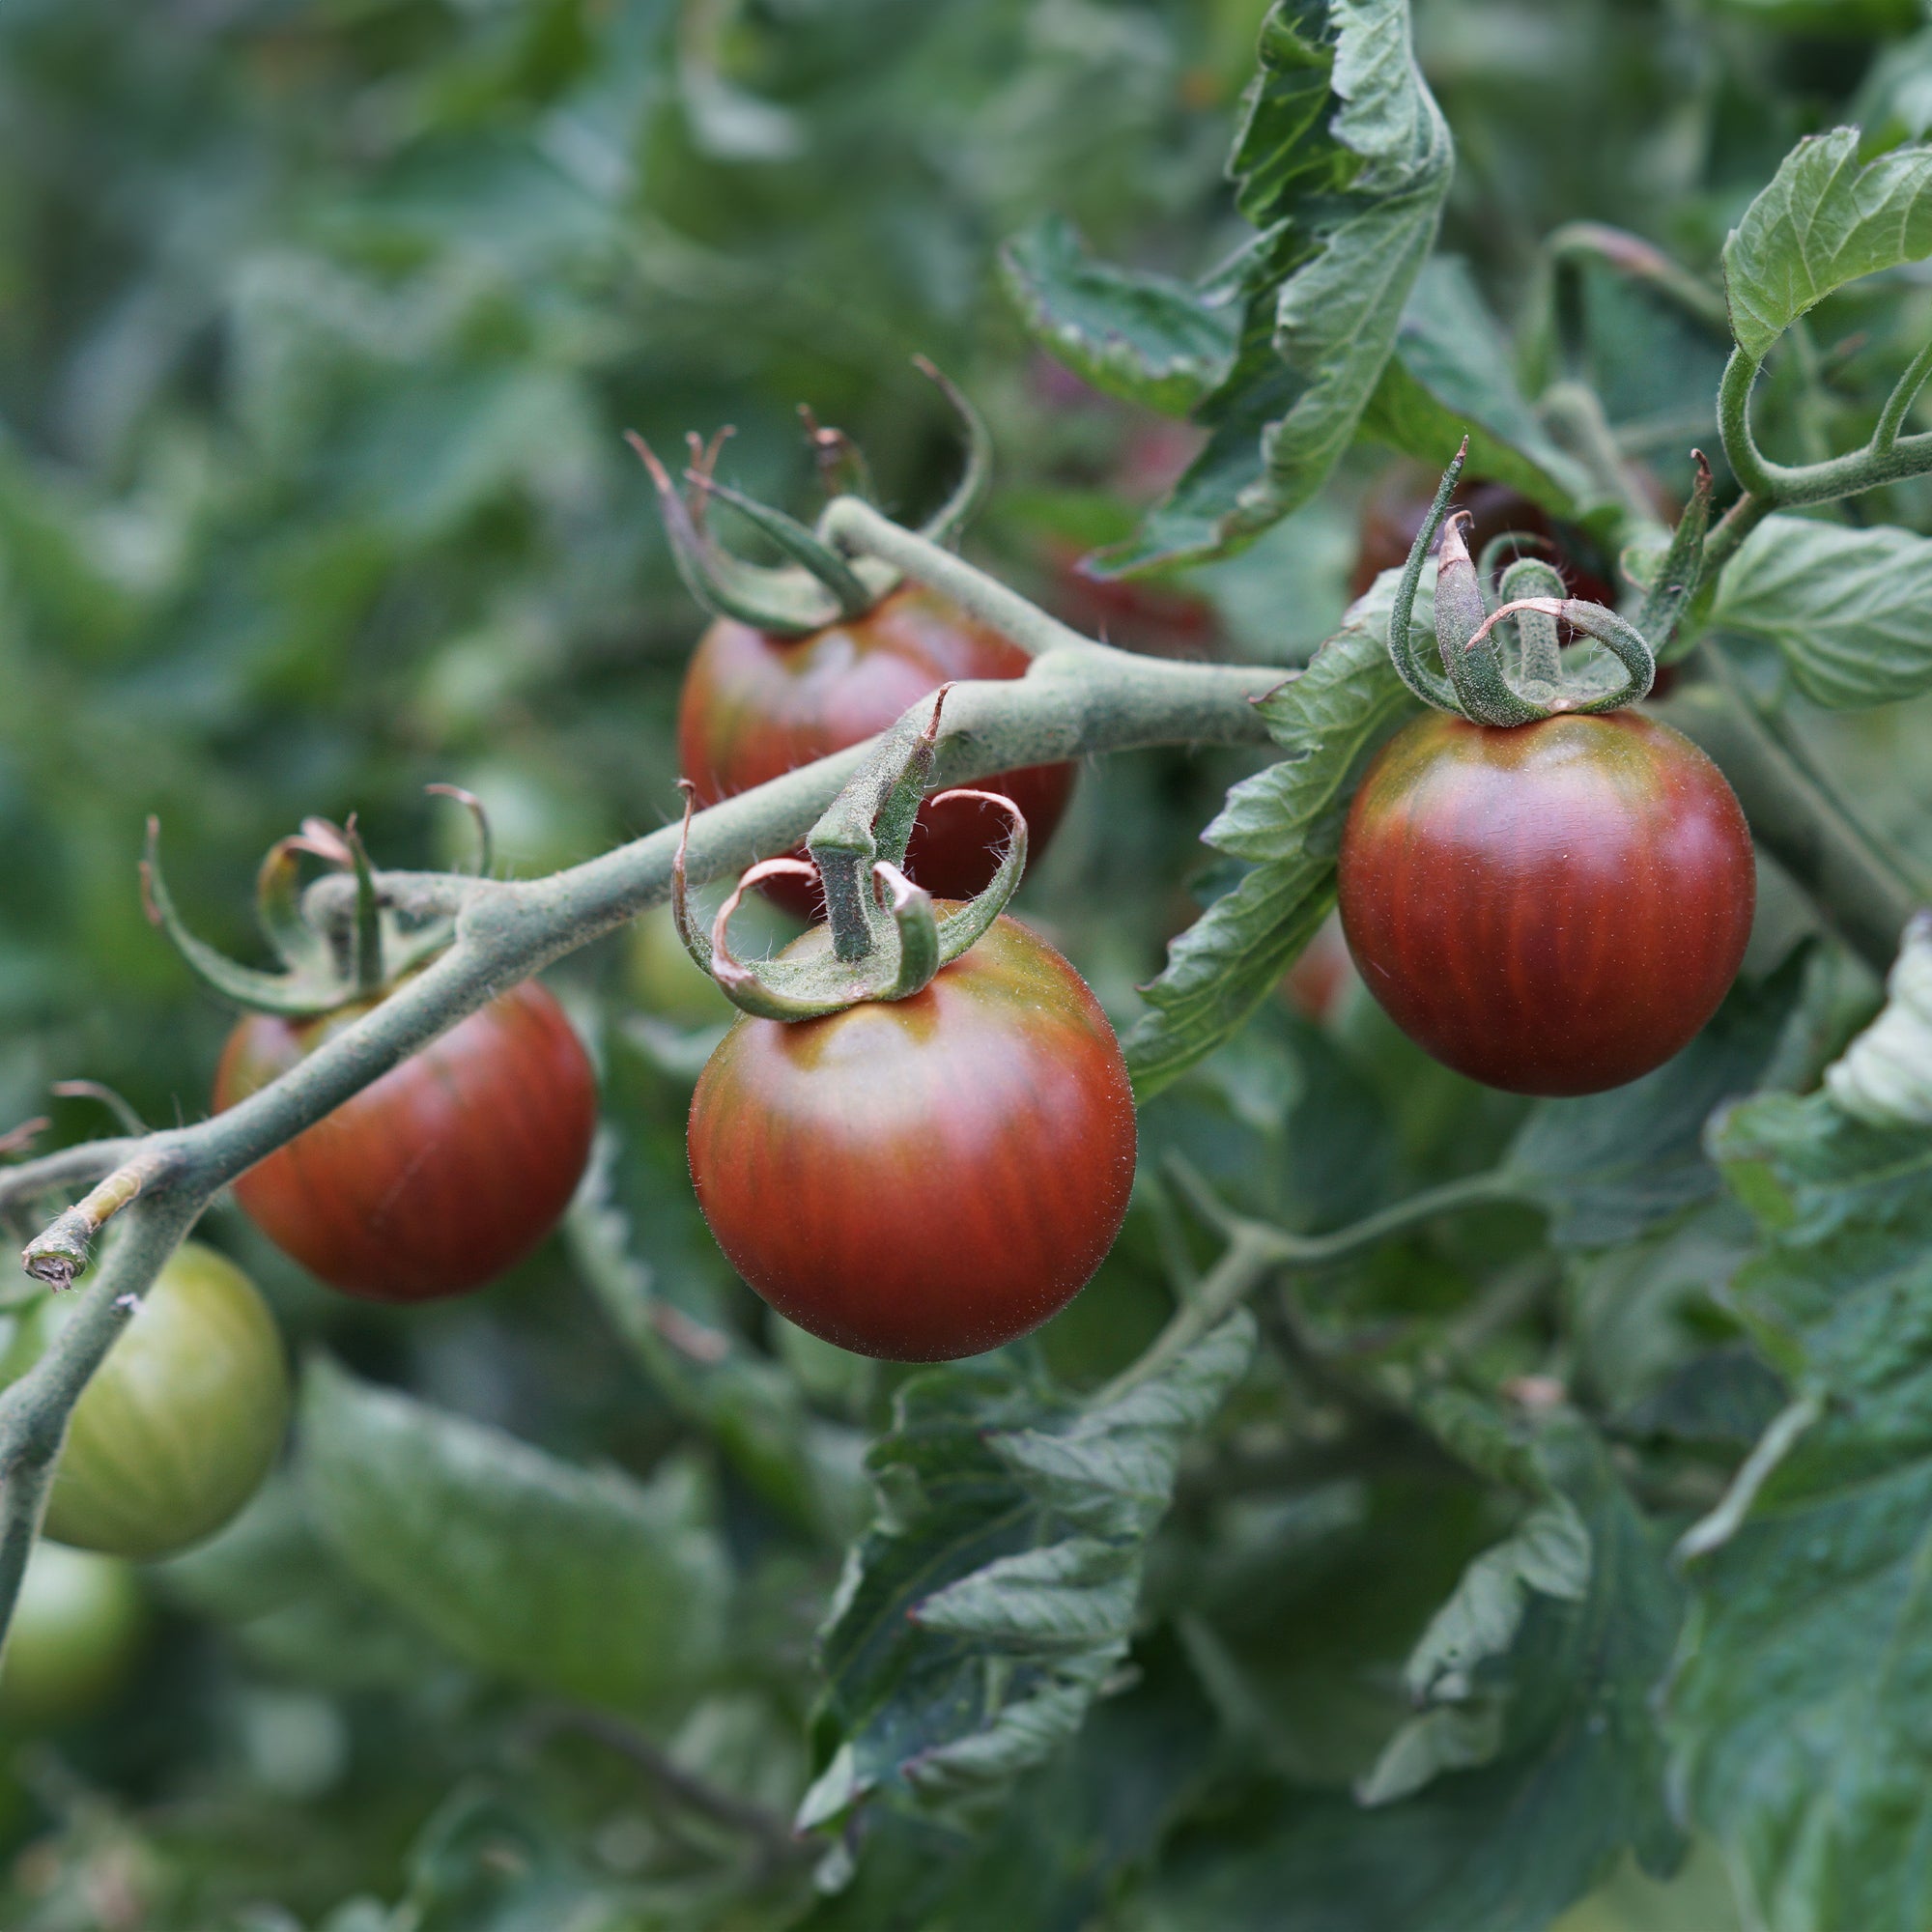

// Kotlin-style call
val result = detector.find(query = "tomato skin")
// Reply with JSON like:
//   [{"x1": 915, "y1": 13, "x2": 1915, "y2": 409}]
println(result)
[
  {"x1": 1337, "y1": 712, "x2": 1755, "y2": 1096},
  {"x1": 677, "y1": 584, "x2": 1075, "y2": 921},
  {"x1": 14, "y1": 1243, "x2": 289, "y2": 1560},
  {"x1": 213, "y1": 980, "x2": 597, "y2": 1302},
  {"x1": 0, "y1": 1544, "x2": 144, "y2": 1726},
  {"x1": 687, "y1": 914, "x2": 1136, "y2": 1362}
]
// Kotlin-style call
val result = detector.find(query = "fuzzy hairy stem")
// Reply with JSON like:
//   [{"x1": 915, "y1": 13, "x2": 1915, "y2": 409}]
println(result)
[{"x1": 1706, "y1": 344, "x2": 1932, "y2": 581}]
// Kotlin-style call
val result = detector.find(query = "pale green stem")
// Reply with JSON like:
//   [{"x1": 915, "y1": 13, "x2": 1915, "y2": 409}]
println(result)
[{"x1": 1094, "y1": 1161, "x2": 1521, "y2": 1407}]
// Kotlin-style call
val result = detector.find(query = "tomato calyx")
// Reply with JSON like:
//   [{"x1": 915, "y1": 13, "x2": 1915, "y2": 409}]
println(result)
[
  {"x1": 626, "y1": 356, "x2": 992, "y2": 639},
  {"x1": 1388, "y1": 440, "x2": 1715, "y2": 728},
  {"x1": 671, "y1": 686, "x2": 1030, "y2": 1022},
  {"x1": 141, "y1": 789, "x2": 490, "y2": 1019}
]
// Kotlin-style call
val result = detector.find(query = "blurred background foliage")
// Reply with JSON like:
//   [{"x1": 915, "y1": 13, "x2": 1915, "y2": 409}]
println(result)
[{"x1": 0, "y1": 0, "x2": 1931, "y2": 1926}]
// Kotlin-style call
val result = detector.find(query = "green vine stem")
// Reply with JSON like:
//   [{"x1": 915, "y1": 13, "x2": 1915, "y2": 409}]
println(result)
[
  {"x1": 1092, "y1": 1156, "x2": 1525, "y2": 1407},
  {"x1": 1706, "y1": 341, "x2": 1932, "y2": 581}
]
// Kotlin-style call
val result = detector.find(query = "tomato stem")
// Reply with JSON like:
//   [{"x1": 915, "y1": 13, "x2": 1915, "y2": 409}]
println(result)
[{"x1": 1093, "y1": 1156, "x2": 1525, "y2": 1408}]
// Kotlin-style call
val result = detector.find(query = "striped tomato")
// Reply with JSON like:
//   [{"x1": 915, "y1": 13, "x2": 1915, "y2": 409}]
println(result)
[{"x1": 1337, "y1": 712, "x2": 1754, "y2": 1095}]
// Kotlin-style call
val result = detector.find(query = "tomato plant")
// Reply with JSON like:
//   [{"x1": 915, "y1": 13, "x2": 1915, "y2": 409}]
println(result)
[
  {"x1": 0, "y1": 1543, "x2": 144, "y2": 1728},
  {"x1": 215, "y1": 979, "x2": 598, "y2": 1303},
  {"x1": 8, "y1": 1243, "x2": 289, "y2": 1560},
  {"x1": 688, "y1": 910, "x2": 1135, "y2": 1361},
  {"x1": 11, "y1": 6, "x2": 1932, "y2": 1931},
  {"x1": 1338, "y1": 710, "x2": 1755, "y2": 1095},
  {"x1": 678, "y1": 585, "x2": 1074, "y2": 920}
]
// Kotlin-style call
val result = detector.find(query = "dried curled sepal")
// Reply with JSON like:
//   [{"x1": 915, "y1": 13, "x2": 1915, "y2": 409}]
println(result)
[
  {"x1": 683, "y1": 791, "x2": 1031, "y2": 1024},
  {"x1": 342, "y1": 815, "x2": 385, "y2": 996},
  {"x1": 426, "y1": 783, "x2": 495, "y2": 878},
  {"x1": 1461, "y1": 597, "x2": 1656, "y2": 716},
  {"x1": 626, "y1": 430, "x2": 857, "y2": 637},
  {"x1": 143, "y1": 818, "x2": 345, "y2": 1016},
  {"x1": 628, "y1": 358, "x2": 990, "y2": 639},
  {"x1": 908, "y1": 355, "x2": 993, "y2": 551},
  {"x1": 1387, "y1": 439, "x2": 1466, "y2": 714},
  {"x1": 927, "y1": 789, "x2": 1029, "y2": 965},
  {"x1": 1632, "y1": 447, "x2": 1715, "y2": 662},
  {"x1": 1493, "y1": 555, "x2": 1567, "y2": 692},
  {"x1": 668, "y1": 781, "x2": 717, "y2": 978},
  {"x1": 144, "y1": 815, "x2": 451, "y2": 1019},
  {"x1": 1387, "y1": 442, "x2": 1665, "y2": 728}
]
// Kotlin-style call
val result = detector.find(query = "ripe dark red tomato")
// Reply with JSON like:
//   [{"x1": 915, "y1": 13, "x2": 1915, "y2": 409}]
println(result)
[
  {"x1": 687, "y1": 913, "x2": 1136, "y2": 1361},
  {"x1": 213, "y1": 980, "x2": 598, "y2": 1302},
  {"x1": 1350, "y1": 464, "x2": 1628, "y2": 607},
  {"x1": 677, "y1": 584, "x2": 1074, "y2": 921},
  {"x1": 1337, "y1": 712, "x2": 1755, "y2": 1095}
]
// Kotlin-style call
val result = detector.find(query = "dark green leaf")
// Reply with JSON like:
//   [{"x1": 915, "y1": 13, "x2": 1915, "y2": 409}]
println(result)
[
  {"x1": 1723, "y1": 128, "x2": 1932, "y2": 362},
  {"x1": 300, "y1": 1358, "x2": 730, "y2": 1716},
  {"x1": 1504, "y1": 954, "x2": 1809, "y2": 1247},
  {"x1": 566, "y1": 1129, "x2": 867, "y2": 1543},
  {"x1": 799, "y1": 1314, "x2": 1254, "y2": 1833},
  {"x1": 999, "y1": 215, "x2": 1239, "y2": 416},
  {"x1": 1141, "y1": 1421, "x2": 1684, "y2": 1932},
  {"x1": 1123, "y1": 590, "x2": 1417, "y2": 1097},
  {"x1": 1087, "y1": 0, "x2": 1454, "y2": 573},
  {"x1": 1712, "y1": 516, "x2": 1932, "y2": 708},
  {"x1": 1360, "y1": 256, "x2": 1591, "y2": 514},
  {"x1": 1671, "y1": 938, "x2": 1932, "y2": 1929}
]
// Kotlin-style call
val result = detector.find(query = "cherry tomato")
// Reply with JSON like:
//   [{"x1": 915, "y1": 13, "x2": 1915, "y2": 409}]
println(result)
[
  {"x1": 10, "y1": 1243, "x2": 289, "y2": 1560},
  {"x1": 1350, "y1": 464, "x2": 1627, "y2": 607},
  {"x1": 1337, "y1": 712, "x2": 1755, "y2": 1095},
  {"x1": 677, "y1": 584, "x2": 1074, "y2": 921},
  {"x1": 214, "y1": 980, "x2": 597, "y2": 1302},
  {"x1": 687, "y1": 913, "x2": 1136, "y2": 1361},
  {"x1": 0, "y1": 1544, "x2": 144, "y2": 1726}
]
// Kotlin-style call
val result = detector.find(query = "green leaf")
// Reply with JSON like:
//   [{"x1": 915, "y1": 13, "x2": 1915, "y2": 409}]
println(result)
[
  {"x1": 999, "y1": 215, "x2": 1239, "y2": 416},
  {"x1": 1087, "y1": 0, "x2": 1453, "y2": 574},
  {"x1": 1504, "y1": 954, "x2": 1809, "y2": 1247},
  {"x1": 798, "y1": 1314, "x2": 1254, "y2": 1834},
  {"x1": 1723, "y1": 128, "x2": 1932, "y2": 363},
  {"x1": 797, "y1": 1628, "x2": 1221, "y2": 1932},
  {"x1": 1360, "y1": 256, "x2": 1592, "y2": 515},
  {"x1": 1711, "y1": 514, "x2": 1932, "y2": 707},
  {"x1": 299, "y1": 1358, "x2": 730, "y2": 1716},
  {"x1": 1669, "y1": 987, "x2": 1932, "y2": 1929},
  {"x1": 1122, "y1": 588, "x2": 1417, "y2": 1097},
  {"x1": 565, "y1": 1129, "x2": 867, "y2": 1543},
  {"x1": 1141, "y1": 1421, "x2": 1684, "y2": 1932}
]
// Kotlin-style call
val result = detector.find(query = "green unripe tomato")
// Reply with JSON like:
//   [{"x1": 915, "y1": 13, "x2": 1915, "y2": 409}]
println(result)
[
  {"x1": 17, "y1": 1242, "x2": 291, "y2": 1560},
  {"x1": 0, "y1": 1542, "x2": 144, "y2": 1727}
]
